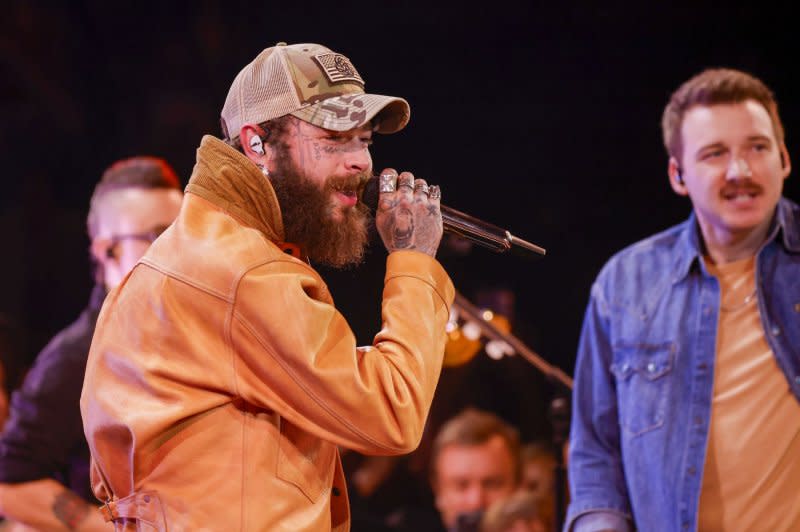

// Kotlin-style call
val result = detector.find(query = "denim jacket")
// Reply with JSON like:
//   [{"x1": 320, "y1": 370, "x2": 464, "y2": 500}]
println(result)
[{"x1": 566, "y1": 198, "x2": 800, "y2": 532}]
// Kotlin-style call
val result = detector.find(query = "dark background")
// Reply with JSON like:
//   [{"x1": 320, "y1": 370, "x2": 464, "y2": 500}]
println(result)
[{"x1": 1, "y1": 1, "x2": 798, "y2": 388}]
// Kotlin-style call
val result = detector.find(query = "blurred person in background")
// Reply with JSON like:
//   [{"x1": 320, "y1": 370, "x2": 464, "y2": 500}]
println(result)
[
  {"x1": 519, "y1": 441, "x2": 556, "y2": 501},
  {"x1": 480, "y1": 491, "x2": 547, "y2": 532},
  {"x1": 0, "y1": 157, "x2": 183, "y2": 531},
  {"x1": 518, "y1": 441, "x2": 557, "y2": 530},
  {"x1": 425, "y1": 408, "x2": 521, "y2": 532}
]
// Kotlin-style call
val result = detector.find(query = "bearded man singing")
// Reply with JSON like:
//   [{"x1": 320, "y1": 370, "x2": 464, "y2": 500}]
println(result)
[{"x1": 80, "y1": 42, "x2": 453, "y2": 531}]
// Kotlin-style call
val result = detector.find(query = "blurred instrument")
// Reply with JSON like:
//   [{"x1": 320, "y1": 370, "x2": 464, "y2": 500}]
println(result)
[
  {"x1": 444, "y1": 291, "x2": 573, "y2": 390},
  {"x1": 444, "y1": 305, "x2": 512, "y2": 367}
]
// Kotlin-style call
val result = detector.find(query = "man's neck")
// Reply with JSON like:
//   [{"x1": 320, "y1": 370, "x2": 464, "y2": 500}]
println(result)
[{"x1": 700, "y1": 218, "x2": 772, "y2": 265}]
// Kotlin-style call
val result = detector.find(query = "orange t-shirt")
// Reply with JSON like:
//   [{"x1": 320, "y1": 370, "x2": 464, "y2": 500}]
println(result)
[{"x1": 698, "y1": 256, "x2": 800, "y2": 531}]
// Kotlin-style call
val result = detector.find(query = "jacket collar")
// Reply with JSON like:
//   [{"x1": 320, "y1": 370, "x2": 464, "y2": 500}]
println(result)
[
  {"x1": 89, "y1": 283, "x2": 108, "y2": 313},
  {"x1": 671, "y1": 213, "x2": 703, "y2": 284},
  {"x1": 775, "y1": 197, "x2": 800, "y2": 253},
  {"x1": 672, "y1": 197, "x2": 800, "y2": 283},
  {"x1": 185, "y1": 135, "x2": 286, "y2": 243}
]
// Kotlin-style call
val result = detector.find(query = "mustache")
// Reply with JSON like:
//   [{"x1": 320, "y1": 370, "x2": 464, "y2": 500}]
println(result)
[
  {"x1": 325, "y1": 173, "x2": 371, "y2": 193},
  {"x1": 720, "y1": 179, "x2": 763, "y2": 196}
]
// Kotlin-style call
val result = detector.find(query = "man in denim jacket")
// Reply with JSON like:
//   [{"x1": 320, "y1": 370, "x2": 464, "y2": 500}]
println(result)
[{"x1": 566, "y1": 68, "x2": 800, "y2": 531}]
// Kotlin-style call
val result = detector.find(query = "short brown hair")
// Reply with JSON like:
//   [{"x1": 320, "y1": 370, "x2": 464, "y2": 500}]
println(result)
[
  {"x1": 480, "y1": 491, "x2": 547, "y2": 532},
  {"x1": 87, "y1": 156, "x2": 181, "y2": 239},
  {"x1": 520, "y1": 440, "x2": 557, "y2": 466},
  {"x1": 430, "y1": 408, "x2": 521, "y2": 483},
  {"x1": 661, "y1": 68, "x2": 785, "y2": 164}
]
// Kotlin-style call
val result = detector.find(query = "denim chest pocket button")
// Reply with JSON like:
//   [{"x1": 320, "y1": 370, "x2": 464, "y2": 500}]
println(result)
[{"x1": 611, "y1": 343, "x2": 675, "y2": 437}]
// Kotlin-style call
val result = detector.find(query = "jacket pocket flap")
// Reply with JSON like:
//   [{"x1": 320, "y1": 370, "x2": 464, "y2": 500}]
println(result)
[{"x1": 611, "y1": 343, "x2": 674, "y2": 381}]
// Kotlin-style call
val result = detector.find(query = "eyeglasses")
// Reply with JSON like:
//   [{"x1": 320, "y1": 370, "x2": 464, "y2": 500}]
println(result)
[{"x1": 109, "y1": 224, "x2": 171, "y2": 248}]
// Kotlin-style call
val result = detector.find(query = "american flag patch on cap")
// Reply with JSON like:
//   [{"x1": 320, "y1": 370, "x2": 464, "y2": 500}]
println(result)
[{"x1": 314, "y1": 53, "x2": 364, "y2": 85}]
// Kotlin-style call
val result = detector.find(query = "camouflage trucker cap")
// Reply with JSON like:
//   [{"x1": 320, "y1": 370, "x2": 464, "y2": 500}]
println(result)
[{"x1": 220, "y1": 42, "x2": 410, "y2": 140}]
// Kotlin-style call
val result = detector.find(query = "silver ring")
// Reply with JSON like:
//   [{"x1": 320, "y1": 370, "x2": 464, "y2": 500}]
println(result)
[
  {"x1": 414, "y1": 182, "x2": 430, "y2": 195},
  {"x1": 429, "y1": 185, "x2": 441, "y2": 200},
  {"x1": 397, "y1": 175, "x2": 414, "y2": 190},
  {"x1": 379, "y1": 173, "x2": 396, "y2": 193}
]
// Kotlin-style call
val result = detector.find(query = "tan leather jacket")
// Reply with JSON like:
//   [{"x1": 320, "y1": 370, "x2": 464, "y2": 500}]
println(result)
[{"x1": 80, "y1": 136, "x2": 454, "y2": 531}]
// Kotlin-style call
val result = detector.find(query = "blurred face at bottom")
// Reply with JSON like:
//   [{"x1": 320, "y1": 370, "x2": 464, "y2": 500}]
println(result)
[
  {"x1": 521, "y1": 457, "x2": 555, "y2": 502},
  {"x1": 93, "y1": 188, "x2": 183, "y2": 289},
  {"x1": 433, "y1": 435, "x2": 518, "y2": 529},
  {"x1": 505, "y1": 519, "x2": 546, "y2": 532}
]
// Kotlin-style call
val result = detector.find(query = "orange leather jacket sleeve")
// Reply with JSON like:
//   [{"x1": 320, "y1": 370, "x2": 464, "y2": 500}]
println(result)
[{"x1": 232, "y1": 250, "x2": 454, "y2": 455}]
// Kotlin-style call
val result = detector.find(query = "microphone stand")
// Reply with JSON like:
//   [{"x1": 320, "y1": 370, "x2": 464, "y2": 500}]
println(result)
[
  {"x1": 548, "y1": 394, "x2": 570, "y2": 532},
  {"x1": 451, "y1": 292, "x2": 572, "y2": 532},
  {"x1": 452, "y1": 292, "x2": 572, "y2": 389}
]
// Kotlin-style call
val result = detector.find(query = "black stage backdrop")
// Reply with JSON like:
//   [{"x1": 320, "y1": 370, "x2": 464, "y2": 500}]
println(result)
[{"x1": 1, "y1": 1, "x2": 798, "y2": 384}]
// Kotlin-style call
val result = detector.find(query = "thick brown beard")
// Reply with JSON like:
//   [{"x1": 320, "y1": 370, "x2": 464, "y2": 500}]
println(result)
[{"x1": 268, "y1": 144, "x2": 372, "y2": 268}]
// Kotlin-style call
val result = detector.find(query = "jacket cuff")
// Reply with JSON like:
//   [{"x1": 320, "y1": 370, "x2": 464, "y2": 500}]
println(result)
[
  {"x1": 566, "y1": 509, "x2": 633, "y2": 532},
  {"x1": 385, "y1": 251, "x2": 454, "y2": 311}
]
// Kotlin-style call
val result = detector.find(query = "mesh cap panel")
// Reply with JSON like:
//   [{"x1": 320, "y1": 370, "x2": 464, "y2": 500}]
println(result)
[{"x1": 221, "y1": 43, "x2": 410, "y2": 140}]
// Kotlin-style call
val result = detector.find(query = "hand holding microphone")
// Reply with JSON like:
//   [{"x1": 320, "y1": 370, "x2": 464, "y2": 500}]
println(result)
[
  {"x1": 373, "y1": 168, "x2": 443, "y2": 257},
  {"x1": 363, "y1": 173, "x2": 546, "y2": 258}
]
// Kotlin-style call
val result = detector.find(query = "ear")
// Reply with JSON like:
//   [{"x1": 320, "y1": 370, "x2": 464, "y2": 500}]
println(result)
[
  {"x1": 432, "y1": 489, "x2": 445, "y2": 513},
  {"x1": 429, "y1": 472, "x2": 440, "y2": 500},
  {"x1": 90, "y1": 237, "x2": 114, "y2": 266},
  {"x1": 240, "y1": 124, "x2": 271, "y2": 166},
  {"x1": 779, "y1": 142, "x2": 791, "y2": 180},
  {"x1": 668, "y1": 156, "x2": 688, "y2": 196}
]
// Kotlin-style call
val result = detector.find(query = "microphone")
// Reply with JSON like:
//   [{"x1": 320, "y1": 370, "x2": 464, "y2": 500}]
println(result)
[
  {"x1": 453, "y1": 510, "x2": 484, "y2": 532},
  {"x1": 362, "y1": 176, "x2": 546, "y2": 257}
]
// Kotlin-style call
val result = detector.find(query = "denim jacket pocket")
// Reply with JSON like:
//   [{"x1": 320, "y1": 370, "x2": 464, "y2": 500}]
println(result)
[{"x1": 610, "y1": 342, "x2": 675, "y2": 437}]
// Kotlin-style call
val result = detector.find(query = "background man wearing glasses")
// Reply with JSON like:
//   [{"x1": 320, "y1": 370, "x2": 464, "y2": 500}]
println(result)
[{"x1": 0, "y1": 157, "x2": 183, "y2": 531}]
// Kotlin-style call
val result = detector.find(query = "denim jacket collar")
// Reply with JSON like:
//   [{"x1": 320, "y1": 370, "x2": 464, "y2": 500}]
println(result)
[
  {"x1": 671, "y1": 212, "x2": 703, "y2": 285},
  {"x1": 776, "y1": 197, "x2": 800, "y2": 253},
  {"x1": 672, "y1": 197, "x2": 800, "y2": 285}
]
